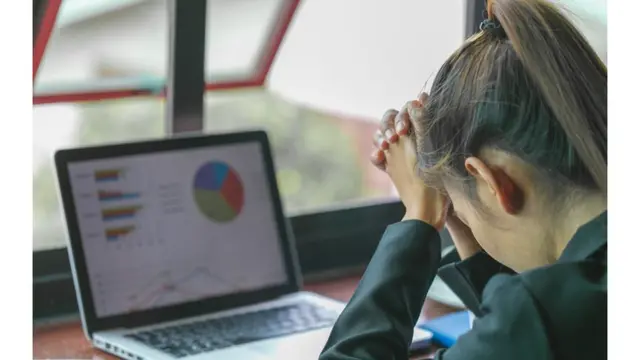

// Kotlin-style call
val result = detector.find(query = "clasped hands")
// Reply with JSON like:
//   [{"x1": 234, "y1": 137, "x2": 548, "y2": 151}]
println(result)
[{"x1": 370, "y1": 93, "x2": 481, "y2": 259}]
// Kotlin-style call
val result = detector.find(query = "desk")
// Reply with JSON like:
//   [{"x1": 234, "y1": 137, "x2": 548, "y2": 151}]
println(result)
[{"x1": 34, "y1": 275, "x2": 460, "y2": 359}]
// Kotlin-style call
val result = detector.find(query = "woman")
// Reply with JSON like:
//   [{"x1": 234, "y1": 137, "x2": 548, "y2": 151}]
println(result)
[{"x1": 319, "y1": 0, "x2": 606, "y2": 359}]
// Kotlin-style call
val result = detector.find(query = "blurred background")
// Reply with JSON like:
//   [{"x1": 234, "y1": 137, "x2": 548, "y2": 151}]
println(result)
[{"x1": 33, "y1": 0, "x2": 606, "y2": 251}]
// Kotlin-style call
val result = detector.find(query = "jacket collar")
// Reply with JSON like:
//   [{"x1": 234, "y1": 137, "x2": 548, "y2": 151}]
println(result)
[{"x1": 558, "y1": 210, "x2": 607, "y2": 262}]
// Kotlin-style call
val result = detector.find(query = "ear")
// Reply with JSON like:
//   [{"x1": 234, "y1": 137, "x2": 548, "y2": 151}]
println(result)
[{"x1": 464, "y1": 157, "x2": 524, "y2": 215}]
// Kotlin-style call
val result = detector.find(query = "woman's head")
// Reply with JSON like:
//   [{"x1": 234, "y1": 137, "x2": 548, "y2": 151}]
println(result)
[{"x1": 413, "y1": 0, "x2": 607, "y2": 271}]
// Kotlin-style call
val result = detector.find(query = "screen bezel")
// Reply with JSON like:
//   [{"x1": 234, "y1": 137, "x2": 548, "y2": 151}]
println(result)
[{"x1": 54, "y1": 131, "x2": 301, "y2": 336}]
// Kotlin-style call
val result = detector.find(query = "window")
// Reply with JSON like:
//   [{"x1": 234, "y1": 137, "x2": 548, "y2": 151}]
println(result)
[
  {"x1": 35, "y1": 0, "x2": 169, "y2": 94},
  {"x1": 204, "y1": 0, "x2": 287, "y2": 82},
  {"x1": 35, "y1": 0, "x2": 291, "y2": 95},
  {"x1": 32, "y1": 0, "x2": 395, "y2": 251}
]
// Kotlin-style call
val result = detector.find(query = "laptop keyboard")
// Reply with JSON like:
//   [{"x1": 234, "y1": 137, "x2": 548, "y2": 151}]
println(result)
[{"x1": 126, "y1": 302, "x2": 340, "y2": 358}]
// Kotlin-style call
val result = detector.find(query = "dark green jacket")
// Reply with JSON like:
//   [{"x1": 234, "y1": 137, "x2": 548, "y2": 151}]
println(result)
[{"x1": 319, "y1": 212, "x2": 607, "y2": 359}]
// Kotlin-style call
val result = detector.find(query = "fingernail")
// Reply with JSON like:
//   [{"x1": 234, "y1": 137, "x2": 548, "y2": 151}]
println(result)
[
  {"x1": 395, "y1": 120, "x2": 405, "y2": 133},
  {"x1": 385, "y1": 129, "x2": 394, "y2": 140}
]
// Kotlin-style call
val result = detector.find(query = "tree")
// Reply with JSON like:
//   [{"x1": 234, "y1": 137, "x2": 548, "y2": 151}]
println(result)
[{"x1": 204, "y1": 90, "x2": 370, "y2": 213}]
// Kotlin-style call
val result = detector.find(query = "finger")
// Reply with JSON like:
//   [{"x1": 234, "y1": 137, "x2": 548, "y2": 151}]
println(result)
[
  {"x1": 407, "y1": 100, "x2": 426, "y2": 132},
  {"x1": 371, "y1": 132, "x2": 387, "y2": 163},
  {"x1": 395, "y1": 104, "x2": 412, "y2": 137},
  {"x1": 372, "y1": 130, "x2": 381, "y2": 148},
  {"x1": 418, "y1": 92, "x2": 429, "y2": 105},
  {"x1": 380, "y1": 109, "x2": 398, "y2": 145},
  {"x1": 380, "y1": 109, "x2": 398, "y2": 130},
  {"x1": 370, "y1": 149, "x2": 386, "y2": 170},
  {"x1": 385, "y1": 123, "x2": 400, "y2": 144},
  {"x1": 384, "y1": 126, "x2": 399, "y2": 144},
  {"x1": 374, "y1": 129, "x2": 389, "y2": 150}
]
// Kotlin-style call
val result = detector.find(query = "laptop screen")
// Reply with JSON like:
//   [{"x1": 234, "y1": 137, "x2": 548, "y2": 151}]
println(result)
[{"x1": 66, "y1": 142, "x2": 289, "y2": 318}]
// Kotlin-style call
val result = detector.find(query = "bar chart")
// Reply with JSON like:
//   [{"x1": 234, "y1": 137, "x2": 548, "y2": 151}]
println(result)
[
  {"x1": 91, "y1": 168, "x2": 145, "y2": 244},
  {"x1": 101, "y1": 205, "x2": 143, "y2": 222},
  {"x1": 105, "y1": 225, "x2": 136, "y2": 242},
  {"x1": 94, "y1": 168, "x2": 126, "y2": 183},
  {"x1": 98, "y1": 190, "x2": 141, "y2": 202}
]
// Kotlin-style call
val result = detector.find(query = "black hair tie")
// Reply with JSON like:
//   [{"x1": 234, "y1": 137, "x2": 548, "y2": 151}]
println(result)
[{"x1": 479, "y1": 19, "x2": 507, "y2": 38}]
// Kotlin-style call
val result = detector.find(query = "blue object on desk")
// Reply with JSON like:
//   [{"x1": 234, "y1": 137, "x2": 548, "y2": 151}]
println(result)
[{"x1": 417, "y1": 310, "x2": 473, "y2": 348}]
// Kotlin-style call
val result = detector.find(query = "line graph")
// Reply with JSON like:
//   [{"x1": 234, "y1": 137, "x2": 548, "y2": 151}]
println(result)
[{"x1": 125, "y1": 266, "x2": 238, "y2": 312}]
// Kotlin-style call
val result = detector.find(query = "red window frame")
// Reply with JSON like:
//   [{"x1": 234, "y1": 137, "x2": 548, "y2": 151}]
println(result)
[{"x1": 33, "y1": 0, "x2": 301, "y2": 105}]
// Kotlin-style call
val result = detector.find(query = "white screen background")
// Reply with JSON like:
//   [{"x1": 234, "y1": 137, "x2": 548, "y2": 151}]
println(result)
[{"x1": 67, "y1": 143, "x2": 289, "y2": 317}]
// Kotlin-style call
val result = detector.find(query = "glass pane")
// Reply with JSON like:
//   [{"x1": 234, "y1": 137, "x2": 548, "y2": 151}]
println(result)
[
  {"x1": 35, "y1": 0, "x2": 289, "y2": 94},
  {"x1": 33, "y1": 98, "x2": 164, "y2": 250},
  {"x1": 35, "y1": 0, "x2": 169, "y2": 93},
  {"x1": 204, "y1": 0, "x2": 286, "y2": 81},
  {"x1": 267, "y1": 0, "x2": 465, "y2": 119},
  {"x1": 204, "y1": 90, "x2": 395, "y2": 214}
]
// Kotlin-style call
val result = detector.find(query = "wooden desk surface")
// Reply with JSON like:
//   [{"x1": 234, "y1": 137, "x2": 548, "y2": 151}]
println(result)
[{"x1": 34, "y1": 275, "x2": 460, "y2": 359}]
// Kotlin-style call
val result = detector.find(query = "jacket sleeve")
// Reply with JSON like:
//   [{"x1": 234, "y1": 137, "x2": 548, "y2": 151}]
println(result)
[
  {"x1": 437, "y1": 252, "x2": 515, "y2": 317},
  {"x1": 319, "y1": 220, "x2": 442, "y2": 360},
  {"x1": 431, "y1": 275, "x2": 553, "y2": 360}
]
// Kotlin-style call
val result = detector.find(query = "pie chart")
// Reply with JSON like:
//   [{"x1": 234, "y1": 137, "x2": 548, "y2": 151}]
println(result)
[{"x1": 193, "y1": 161, "x2": 244, "y2": 223}]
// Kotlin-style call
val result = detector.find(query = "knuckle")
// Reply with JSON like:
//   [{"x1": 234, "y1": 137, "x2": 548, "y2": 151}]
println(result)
[{"x1": 381, "y1": 109, "x2": 399, "y2": 124}]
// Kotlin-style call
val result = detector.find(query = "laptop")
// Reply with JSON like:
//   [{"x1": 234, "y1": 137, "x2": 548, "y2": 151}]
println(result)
[{"x1": 55, "y1": 131, "x2": 433, "y2": 360}]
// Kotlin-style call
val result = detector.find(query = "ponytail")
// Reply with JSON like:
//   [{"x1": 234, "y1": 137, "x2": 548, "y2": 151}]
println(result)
[{"x1": 489, "y1": 0, "x2": 607, "y2": 192}]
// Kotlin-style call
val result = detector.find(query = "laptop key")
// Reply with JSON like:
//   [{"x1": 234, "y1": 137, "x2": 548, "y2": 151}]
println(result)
[{"x1": 126, "y1": 301, "x2": 339, "y2": 357}]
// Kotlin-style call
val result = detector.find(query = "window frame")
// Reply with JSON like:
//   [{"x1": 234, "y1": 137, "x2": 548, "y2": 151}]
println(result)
[
  {"x1": 32, "y1": 0, "x2": 301, "y2": 105},
  {"x1": 33, "y1": 0, "x2": 62, "y2": 82},
  {"x1": 33, "y1": 0, "x2": 480, "y2": 322}
]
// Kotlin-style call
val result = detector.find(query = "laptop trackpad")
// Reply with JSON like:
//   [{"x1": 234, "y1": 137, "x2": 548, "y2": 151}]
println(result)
[{"x1": 242, "y1": 328, "x2": 332, "y2": 360}]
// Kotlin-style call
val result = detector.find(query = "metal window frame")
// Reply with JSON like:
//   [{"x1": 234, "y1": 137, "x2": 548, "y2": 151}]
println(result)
[
  {"x1": 32, "y1": 0, "x2": 301, "y2": 105},
  {"x1": 32, "y1": 0, "x2": 475, "y2": 322},
  {"x1": 466, "y1": 0, "x2": 486, "y2": 37},
  {"x1": 165, "y1": 0, "x2": 208, "y2": 134},
  {"x1": 33, "y1": 0, "x2": 62, "y2": 82}
]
